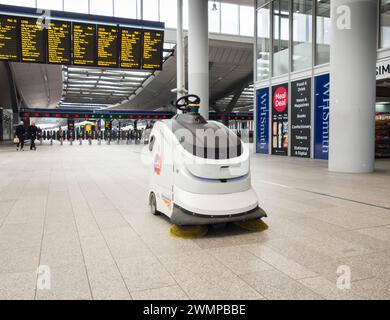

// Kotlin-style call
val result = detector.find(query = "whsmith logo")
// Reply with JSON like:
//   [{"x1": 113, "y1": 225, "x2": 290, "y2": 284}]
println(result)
[{"x1": 377, "y1": 60, "x2": 390, "y2": 80}]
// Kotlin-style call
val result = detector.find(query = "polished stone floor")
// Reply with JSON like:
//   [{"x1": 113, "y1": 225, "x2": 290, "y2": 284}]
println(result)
[{"x1": 0, "y1": 142, "x2": 390, "y2": 300}]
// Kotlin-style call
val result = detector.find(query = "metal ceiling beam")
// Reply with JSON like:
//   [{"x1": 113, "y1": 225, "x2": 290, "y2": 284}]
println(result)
[
  {"x1": 210, "y1": 73, "x2": 253, "y2": 105},
  {"x1": 3, "y1": 62, "x2": 20, "y2": 122}
]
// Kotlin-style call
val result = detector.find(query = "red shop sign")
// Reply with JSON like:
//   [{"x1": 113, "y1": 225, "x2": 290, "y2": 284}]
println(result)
[{"x1": 273, "y1": 86, "x2": 288, "y2": 113}]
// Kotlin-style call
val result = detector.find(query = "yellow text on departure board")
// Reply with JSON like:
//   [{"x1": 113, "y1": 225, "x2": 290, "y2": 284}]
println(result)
[
  {"x1": 73, "y1": 23, "x2": 96, "y2": 65},
  {"x1": 120, "y1": 28, "x2": 142, "y2": 69},
  {"x1": 20, "y1": 18, "x2": 46, "y2": 63},
  {"x1": 47, "y1": 21, "x2": 71, "y2": 64},
  {"x1": 97, "y1": 26, "x2": 118, "y2": 67},
  {"x1": 0, "y1": 17, "x2": 19, "y2": 60},
  {"x1": 142, "y1": 31, "x2": 163, "y2": 70}
]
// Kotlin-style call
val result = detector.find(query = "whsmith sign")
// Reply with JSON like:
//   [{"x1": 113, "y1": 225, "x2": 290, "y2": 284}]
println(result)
[{"x1": 377, "y1": 59, "x2": 390, "y2": 80}]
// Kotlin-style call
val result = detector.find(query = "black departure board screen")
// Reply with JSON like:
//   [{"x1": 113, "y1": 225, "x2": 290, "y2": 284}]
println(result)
[
  {"x1": 73, "y1": 23, "x2": 96, "y2": 66},
  {"x1": 20, "y1": 17, "x2": 46, "y2": 63},
  {"x1": 0, "y1": 16, "x2": 19, "y2": 61},
  {"x1": 120, "y1": 28, "x2": 142, "y2": 69},
  {"x1": 0, "y1": 8, "x2": 164, "y2": 70},
  {"x1": 97, "y1": 25, "x2": 118, "y2": 67},
  {"x1": 47, "y1": 20, "x2": 71, "y2": 64},
  {"x1": 142, "y1": 30, "x2": 163, "y2": 70}
]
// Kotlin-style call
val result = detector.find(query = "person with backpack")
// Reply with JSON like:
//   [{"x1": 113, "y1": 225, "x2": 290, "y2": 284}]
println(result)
[
  {"x1": 15, "y1": 121, "x2": 25, "y2": 151},
  {"x1": 28, "y1": 122, "x2": 38, "y2": 151}
]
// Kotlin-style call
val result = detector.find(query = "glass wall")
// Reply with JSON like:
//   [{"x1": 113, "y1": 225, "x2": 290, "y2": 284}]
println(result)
[
  {"x1": 209, "y1": 0, "x2": 221, "y2": 33},
  {"x1": 64, "y1": 0, "x2": 89, "y2": 14},
  {"x1": 221, "y1": 2, "x2": 239, "y2": 35},
  {"x1": 160, "y1": 0, "x2": 177, "y2": 28},
  {"x1": 273, "y1": 0, "x2": 290, "y2": 76},
  {"x1": 0, "y1": 0, "x2": 35, "y2": 6},
  {"x1": 37, "y1": 0, "x2": 63, "y2": 10},
  {"x1": 0, "y1": 0, "x2": 255, "y2": 37},
  {"x1": 240, "y1": 5, "x2": 254, "y2": 36},
  {"x1": 256, "y1": 0, "x2": 333, "y2": 81},
  {"x1": 316, "y1": 0, "x2": 330, "y2": 65},
  {"x1": 143, "y1": 0, "x2": 159, "y2": 21},
  {"x1": 90, "y1": 0, "x2": 113, "y2": 17},
  {"x1": 257, "y1": 3, "x2": 271, "y2": 80},
  {"x1": 381, "y1": 0, "x2": 390, "y2": 48},
  {"x1": 114, "y1": 0, "x2": 137, "y2": 19},
  {"x1": 292, "y1": 0, "x2": 313, "y2": 71}
]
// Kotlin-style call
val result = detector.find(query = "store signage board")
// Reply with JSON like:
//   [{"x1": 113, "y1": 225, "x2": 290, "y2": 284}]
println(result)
[
  {"x1": 271, "y1": 83, "x2": 289, "y2": 156},
  {"x1": 377, "y1": 58, "x2": 390, "y2": 81},
  {"x1": 314, "y1": 74, "x2": 330, "y2": 160},
  {"x1": 291, "y1": 78, "x2": 311, "y2": 158},
  {"x1": 0, "y1": 5, "x2": 164, "y2": 70},
  {"x1": 256, "y1": 87, "x2": 269, "y2": 154}
]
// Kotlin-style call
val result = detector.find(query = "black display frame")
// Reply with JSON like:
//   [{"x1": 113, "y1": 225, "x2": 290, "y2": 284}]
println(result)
[
  {"x1": 96, "y1": 24, "x2": 120, "y2": 68},
  {"x1": 0, "y1": 14, "x2": 21, "y2": 62},
  {"x1": 119, "y1": 26, "x2": 143, "y2": 70},
  {"x1": 0, "y1": 4, "x2": 165, "y2": 71},
  {"x1": 46, "y1": 18, "x2": 72, "y2": 65},
  {"x1": 141, "y1": 29, "x2": 164, "y2": 71},
  {"x1": 72, "y1": 21, "x2": 97, "y2": 67},
  {"x1": 19, "y1": 16, "x2": 48, "y2": 64}
]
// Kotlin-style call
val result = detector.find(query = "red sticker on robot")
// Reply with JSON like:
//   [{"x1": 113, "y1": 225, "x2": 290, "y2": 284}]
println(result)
[
  {"x1": 273, "y1": 86, "x2": 288, "y2": 113},
  {"x1": 154, "y1": 154, "x2": 162, "y2": 175}
]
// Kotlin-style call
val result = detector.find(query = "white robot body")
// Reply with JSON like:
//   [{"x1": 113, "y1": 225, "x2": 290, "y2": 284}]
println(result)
[{"x1": 148, "y1": 95, "x2": 266, "y2": 225}]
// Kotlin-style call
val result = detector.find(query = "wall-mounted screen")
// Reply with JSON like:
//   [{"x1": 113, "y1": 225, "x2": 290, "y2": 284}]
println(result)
[{"x1": 0, "y1": 9, "x2": 164, "y2": 71}]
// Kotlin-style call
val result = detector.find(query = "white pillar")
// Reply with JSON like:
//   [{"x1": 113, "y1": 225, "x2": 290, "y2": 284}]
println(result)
[
  {"x1": 176, "y1": 0, "x2": 185, "y2": 101},
  {"x1": 188, "y1": 0, "x2": 209, "y2": 119},
  {"x1": 329, "y1": 0, "x2": 377, "y2": 173}
]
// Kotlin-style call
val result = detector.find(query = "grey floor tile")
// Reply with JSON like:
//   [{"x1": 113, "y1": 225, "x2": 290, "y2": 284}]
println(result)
[
  {"x1": 0, "y1": 246, "x2": 40, "y2": 273},
  {"x1": 240, "y1": 269, "x2": 322, "y2": 300},
  {"x1": 1, "y1": 144, "x2": 390, "y2": 300},
  {"x1": 243, "y1": 244, "x2": 318, "y2": 280},
  {"x1": 35, "y1": 264, "x2": 92, "y2": 300},
  {"x1": 299, "y1": 276, "x2": 363, "y2": 300},
  {"x1": 131, "y1": 285, "x2": 189, "y2": 300},
  {"x1": 350, "y1": 277, "x2": 390, "y2": 300},
  {"x1": 207, "y1": 246, "x2": 274, "y2": 275},
  {"x1": 117, "y1": 255, "x2": 176, "y2": 292},
  {"x1": 86, "y1": 261, "x2": 132, "y2": 300},
  {"x1": 0, "y1": 271, "x2": 36, "y2": 300},
  {"x1": 357, "y1": 225, "x2": 390, "y2": 242}
]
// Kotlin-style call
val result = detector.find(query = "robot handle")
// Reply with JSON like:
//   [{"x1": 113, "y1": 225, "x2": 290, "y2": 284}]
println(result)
[{"x1": 175, "y1": 94, "x2": 201, "y2": 112}]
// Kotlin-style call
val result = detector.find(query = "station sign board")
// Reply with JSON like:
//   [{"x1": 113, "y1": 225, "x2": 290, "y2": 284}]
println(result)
[
  {"x1": 256, "y1": 87, "x2": 269, "y2": 154},
  {"x1": 271, "y1": 83, "x2": 289, "y2": 156},
  {"x1": 291, "y1": 78, "x2": 311, "y2": 158},
  {"x1": 314, "y1": 74, "x2": 330, "y2": 160}
]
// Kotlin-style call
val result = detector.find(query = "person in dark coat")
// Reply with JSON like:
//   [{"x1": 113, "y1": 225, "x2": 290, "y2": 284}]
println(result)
[
  {"x1": 28, "y1": 122, "x2": 38, "y2": 151},
  {"x1": 15, "y1": 121, "x2": 25, "y2": 151}
]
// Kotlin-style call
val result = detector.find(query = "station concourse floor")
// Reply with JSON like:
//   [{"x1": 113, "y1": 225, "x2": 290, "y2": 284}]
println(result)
[{"x1": 0, "y1": 142, "x2": 390, "y2": 300}]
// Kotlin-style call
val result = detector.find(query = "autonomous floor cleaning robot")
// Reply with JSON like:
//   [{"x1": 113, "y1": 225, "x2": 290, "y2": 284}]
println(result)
[{"x1": 148, "y1": 95, "x2": 266, "y2": 225}]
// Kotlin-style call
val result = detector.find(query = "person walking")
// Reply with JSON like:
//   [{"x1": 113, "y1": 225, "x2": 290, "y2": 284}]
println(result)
[
  {"x1": 15, "y1": 121, "x2": 25, "y2": 151},
  {"x1": 28, "y1": 122, "x2": 38, "y2": 151}
]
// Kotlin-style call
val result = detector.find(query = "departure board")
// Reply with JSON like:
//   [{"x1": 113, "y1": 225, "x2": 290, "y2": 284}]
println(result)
[
  {"x1": 97, "y1": 25, "x2": 118, "y2": 67},
  {"x1": 0, "y1": 16, "x2": 19, "y2": 61},
  {"x1": 73, "y1": 23, "x2": 96, "y2": 66},
  {"x1": 120, "y1": 28, "x2": 142, "y2": 69},
  {"x1": 0, "y1": 10, "x2": 164, "y2": 70},
  {"x1": 47, "y1": 20, "x2": 71, "y2": 64},
  {"x1": 142, "y1": 30, "x2": 163, "y2": 70},
  {"x1": 20, "y1": 17, "x2": 46, "y2": 63}
]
